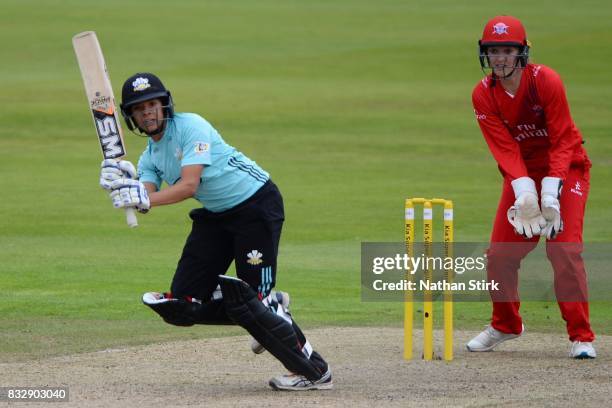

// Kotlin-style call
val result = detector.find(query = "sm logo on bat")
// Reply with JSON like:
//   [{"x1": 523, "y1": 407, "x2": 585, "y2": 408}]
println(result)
[{"x1": 93, "y1": 110, "x2": 126, "y2": 159}]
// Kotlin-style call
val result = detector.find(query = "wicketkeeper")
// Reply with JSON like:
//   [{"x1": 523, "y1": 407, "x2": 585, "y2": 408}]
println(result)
[
  {"x1": 467, "y1": 16, "x2": 596, "y2": 358},
  {"x1": 99, "y1": 72, "x2": 332, "y2": 390}
]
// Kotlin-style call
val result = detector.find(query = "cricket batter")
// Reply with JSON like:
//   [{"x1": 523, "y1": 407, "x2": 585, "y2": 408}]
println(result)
[
  {"x1": 99, "y1": 72, "x2": 333, "y2": 389},
  {"x1": 467, "y1": 16, "x2": 596, "y2": 358}
]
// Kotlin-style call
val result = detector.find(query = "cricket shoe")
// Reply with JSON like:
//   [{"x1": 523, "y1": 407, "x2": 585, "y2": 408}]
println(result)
[
  {"x1": 466, "y1": 324, "x2": 524, "y2": 352},
  {"x1": 269, "y1": 367, "x2": 333, "y2": 391},
  {"x1": 251, "y1": 290, "x2": 291, "y2": 354},
  {"x1": 569, "y1": 341, "x2": 596, "y2": 359}
]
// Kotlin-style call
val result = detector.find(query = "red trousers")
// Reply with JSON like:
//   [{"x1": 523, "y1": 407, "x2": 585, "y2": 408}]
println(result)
[{"x1": 487, "y1": 166, "x2": 595, "y2": 342}]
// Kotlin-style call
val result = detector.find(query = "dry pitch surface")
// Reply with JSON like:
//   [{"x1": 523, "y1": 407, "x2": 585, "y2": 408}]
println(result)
[{"x1": 2, "y1": 327, "x2": 610, "y2": 407}]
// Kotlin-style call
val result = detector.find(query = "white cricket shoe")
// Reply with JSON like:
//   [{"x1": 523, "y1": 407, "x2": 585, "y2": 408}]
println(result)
[
  {"x1": 269, "y1": 368, "x2": 333, "y2": 391},
  {"x1": 569, "y1": 341, "x2": 596, "y2": 359},
  {"x1": 466, "y1": 324, "x2": 524, "y2": 352},
  {"x1": 251, "y1": 291, "x2": 291, "y2": 354}
]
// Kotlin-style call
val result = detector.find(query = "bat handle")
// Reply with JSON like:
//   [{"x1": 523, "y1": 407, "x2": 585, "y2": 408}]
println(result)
[{"x1": 125, "y1": 207, "x2": 138, "y2": 228}]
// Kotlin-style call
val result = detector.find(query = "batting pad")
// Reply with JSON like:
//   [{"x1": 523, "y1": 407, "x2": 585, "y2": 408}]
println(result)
[{"x1": 218, "y1": 275, "x2": 325, "y2": 380}]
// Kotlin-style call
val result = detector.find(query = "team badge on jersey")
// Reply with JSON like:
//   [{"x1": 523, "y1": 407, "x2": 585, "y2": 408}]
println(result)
[
  {"x1": 492, "y1": 22, "x2": 509, "y2": 35},
  {"x1": 132, "y1": 77, "x2": 151, "y2": 92},
  {"x1": 247, "y1": 250, "x2": 263, "y2": 265},
  {"x1": 532, "y1": 104, "x2": 544, "y2": 116},
  {"x1": 194, "y1": 142, "x2": 210, "y2": 154},
  {"x1": 570, "y1": 181, "x2": 583, "y2": 197}
]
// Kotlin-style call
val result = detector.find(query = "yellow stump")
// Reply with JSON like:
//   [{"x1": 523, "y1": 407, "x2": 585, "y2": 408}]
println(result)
[
  {"x1": 423, "y1": 201, "x2": 434, "y2": 360},
  {"x1": 403, "y1": 199, "x2": 415, "y2": 360},
  {"x1": 443, "y1": 200, "x2": 454, "y2": 361}
]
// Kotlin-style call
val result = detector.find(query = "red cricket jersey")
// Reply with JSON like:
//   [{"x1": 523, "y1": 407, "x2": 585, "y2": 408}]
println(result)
[{"x1": 472, "y1": 64, "x2": 589, "y2": 181}]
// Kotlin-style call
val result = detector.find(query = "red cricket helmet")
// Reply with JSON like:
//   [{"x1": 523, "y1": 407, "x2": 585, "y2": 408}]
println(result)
[{"x1": 478, "y1": 15, "x2": 531, "y2": 71}]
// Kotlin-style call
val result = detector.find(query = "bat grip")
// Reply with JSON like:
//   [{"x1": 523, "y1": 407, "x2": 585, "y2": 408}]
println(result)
[{"x1": 125, "y1": 207, "x2": 138, "y2": 228}]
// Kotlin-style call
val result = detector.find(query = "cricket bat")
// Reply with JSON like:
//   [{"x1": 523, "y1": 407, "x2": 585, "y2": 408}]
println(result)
[{"x1": 72, "y1": 31, "x2": 138, "y2": 228}]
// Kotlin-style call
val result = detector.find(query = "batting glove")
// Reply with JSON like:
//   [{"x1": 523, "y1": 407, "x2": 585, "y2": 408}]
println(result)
[
  {"x1": 540, "y1": 177, "x2": 563, "y2": 240},
  {"x1": 110, "y1": 179, "x2": 150, "y2": 213},
  {"x1": 507, "y1": 177, "x2": 547, "y2": 239},
  {"x1": 100, "y1": 159, "x2": 137, "y2": 191}
]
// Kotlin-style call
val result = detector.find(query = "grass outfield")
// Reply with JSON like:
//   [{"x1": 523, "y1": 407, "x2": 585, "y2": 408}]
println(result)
[{"x1": 1, "y1": 0, "x2": 611, "y2": 361}]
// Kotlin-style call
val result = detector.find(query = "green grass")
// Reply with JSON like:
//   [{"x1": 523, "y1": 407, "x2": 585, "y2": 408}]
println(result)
[{"x1": 1, "y1": 0, "x2": 611, "y2": 361}]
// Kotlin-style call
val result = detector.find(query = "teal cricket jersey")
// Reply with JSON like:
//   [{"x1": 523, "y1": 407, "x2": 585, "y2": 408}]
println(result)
[{"x1": 137, "y1": 113, "x2": 269, "y2": 212}]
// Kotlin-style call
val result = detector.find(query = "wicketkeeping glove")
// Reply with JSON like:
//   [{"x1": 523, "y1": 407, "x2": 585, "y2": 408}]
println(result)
[
  {"x1": 507, "y1": 177, "x2": 547, "y2": 239},
  {"x1": 110, "y1": 179, "x2": 150, "y2": 213},
  {"x1": 540, "y1": 177, "x2": 563, "y2": 240},
  {"x1": 100, "y1": 159, "x2": 137, "y2": 191}
]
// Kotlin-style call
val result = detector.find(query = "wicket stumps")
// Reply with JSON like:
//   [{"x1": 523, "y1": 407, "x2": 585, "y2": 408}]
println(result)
[{"x1": 404, "y1": 198, "x2": 454, "y2": 361}]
